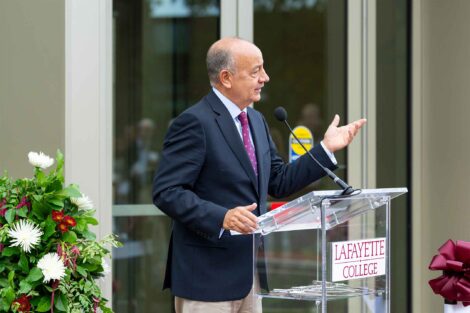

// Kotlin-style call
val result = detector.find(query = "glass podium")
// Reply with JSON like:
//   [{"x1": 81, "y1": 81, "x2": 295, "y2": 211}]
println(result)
[{"x1": 251, "y1": 188, "x2": 407, "y2": 313}]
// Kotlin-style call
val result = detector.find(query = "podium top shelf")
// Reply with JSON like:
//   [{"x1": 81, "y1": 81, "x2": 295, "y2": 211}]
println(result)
[{"x1": 257, "y1": 188, "x2": 408, "y2": 235}]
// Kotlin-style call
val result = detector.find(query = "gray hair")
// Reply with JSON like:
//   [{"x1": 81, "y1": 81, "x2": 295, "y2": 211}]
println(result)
[{"x1": 206, "y1": 46, "x2": 235, "y2": 86}]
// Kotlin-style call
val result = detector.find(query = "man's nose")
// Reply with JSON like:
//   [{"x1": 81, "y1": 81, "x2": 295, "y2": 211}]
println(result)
[{"x1": 261, "y1": 69, "x2": 270, "y2": 83}]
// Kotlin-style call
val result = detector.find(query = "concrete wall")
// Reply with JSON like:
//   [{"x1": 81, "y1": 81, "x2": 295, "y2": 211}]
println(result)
[
  {"x1": 413, "y1": 1, "x2": 470, "y2": 312},
  {"x1": 0, "y1": 0, "x2": 65, "y2": 178}
]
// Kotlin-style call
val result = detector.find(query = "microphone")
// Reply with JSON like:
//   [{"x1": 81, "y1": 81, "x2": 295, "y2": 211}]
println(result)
[{"x1": 274, "y1": 106, "x2": 354, "y2": 195}]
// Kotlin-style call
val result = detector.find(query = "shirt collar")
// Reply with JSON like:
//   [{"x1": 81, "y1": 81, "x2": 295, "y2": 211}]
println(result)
[{"x1": 212, "y1": 87, "x2": 247, "y2": 120}]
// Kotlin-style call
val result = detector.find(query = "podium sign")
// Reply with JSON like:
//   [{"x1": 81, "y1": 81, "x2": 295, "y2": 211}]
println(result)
[
  {"x1": 331, "y1": 238, "x2": 387, "y2": 282},
  {"x1": 252, "y1": 188, "x2": 407, "y2": 313}
]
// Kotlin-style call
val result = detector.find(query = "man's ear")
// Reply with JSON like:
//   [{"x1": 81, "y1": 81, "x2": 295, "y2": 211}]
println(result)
[{"x1": 219, "y1": 70, "x2": 232, "y2": 89}]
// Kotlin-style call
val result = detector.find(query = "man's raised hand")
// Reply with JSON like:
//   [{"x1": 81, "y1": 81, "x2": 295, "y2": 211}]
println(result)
[{"x1": 322, "y1": 115, "x2": 367, "y2": 153}]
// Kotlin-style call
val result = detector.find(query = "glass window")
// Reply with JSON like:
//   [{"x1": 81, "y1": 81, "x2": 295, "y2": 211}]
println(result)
[
  {"x1": 110, "y1": 1, "x2": 410, "y2": 311},
  {"x1": 112, "y1": 0, "x2": 220, "y2": 311},
  {"x1": 253, "y1": 1, "x2": 347, "y2": 312},
  {"x1": 254, "y1": 0, "x2": 347, "y2": 201}
]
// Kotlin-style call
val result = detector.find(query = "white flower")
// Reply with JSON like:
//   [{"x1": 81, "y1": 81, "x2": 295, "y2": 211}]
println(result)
[
  {"x1": 70, "y1": 194, "x2": 93, "y2": 210},
  {"x1": 37, "y1": 253, "x2": 66, "y2": 283},
  {"x1": 101, "y1": 258, "x2": 110, "y2": 276},
  {"x1": 28, "y1": 151, "x2": 54, "y2": 169},
  {"x1": 8, "y1": 220, "x2": 43, "y2": 253},
  {"x1": 96, "y1": 257, "x2": 111, "y2": 283}
]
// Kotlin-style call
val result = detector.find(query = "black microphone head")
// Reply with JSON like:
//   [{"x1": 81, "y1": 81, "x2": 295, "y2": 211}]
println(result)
[{"x1": 274, "y1": 106, "x2": 288, "y2": 122}]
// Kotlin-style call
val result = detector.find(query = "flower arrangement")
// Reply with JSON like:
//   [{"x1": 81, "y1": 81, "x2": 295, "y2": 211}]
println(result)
[
  {"x1": 429, "y1": 239, "x2": 470, "y2": 311},
  {"x1": 0, "y1": 151, "x2": 121, "y2": 313}
]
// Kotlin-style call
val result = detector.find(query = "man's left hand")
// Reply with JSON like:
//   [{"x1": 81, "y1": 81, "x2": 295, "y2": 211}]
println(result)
[{"x1": 322, "y1": 115, "x2": 367, "y2": 153}]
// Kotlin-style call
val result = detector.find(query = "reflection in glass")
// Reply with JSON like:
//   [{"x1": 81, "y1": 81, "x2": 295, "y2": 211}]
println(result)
[
  {"x1": 112, "y1": 0, "x2": 220, "y2": 312},
  {"x1": 254, "y1": 0, "x2": 347, "y2": 200},
  {"x1": 113, "y1": 216, "x2": 172, "y2": 312},
  {"x1": 113, "y1": 0, "x2": 220, "y2": 206},
  {"x1": 253, "y1": 1, "x2": 346, "y2": 312},
  {"x1": 114, "y1": 118, "x2": 159, "y2": 205}
]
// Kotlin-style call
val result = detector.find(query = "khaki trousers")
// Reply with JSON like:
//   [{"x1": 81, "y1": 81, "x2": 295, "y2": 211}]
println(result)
[{"x1": 174, "y1": 276, "x2": 262, "y2": 313}]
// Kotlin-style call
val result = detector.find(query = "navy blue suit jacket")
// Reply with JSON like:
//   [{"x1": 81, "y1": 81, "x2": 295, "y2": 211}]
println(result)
[{"x1": 152, "y1": 90, "x2": 336, "y2": 301}]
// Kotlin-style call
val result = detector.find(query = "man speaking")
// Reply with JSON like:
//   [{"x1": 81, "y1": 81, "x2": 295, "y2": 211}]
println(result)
[{"x1": 153, "y1": 37, "x2": 366, "y2": 313}]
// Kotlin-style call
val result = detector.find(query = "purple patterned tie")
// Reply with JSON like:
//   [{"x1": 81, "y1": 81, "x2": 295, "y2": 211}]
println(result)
[{"x1": 238, "y1": 111, "x2": 258, "y2": 176}]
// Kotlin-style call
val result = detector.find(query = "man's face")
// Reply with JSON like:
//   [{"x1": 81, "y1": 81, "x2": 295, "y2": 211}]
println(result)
[{"x1": 228, "y1": 45, "x2": 270, "y2": 108}]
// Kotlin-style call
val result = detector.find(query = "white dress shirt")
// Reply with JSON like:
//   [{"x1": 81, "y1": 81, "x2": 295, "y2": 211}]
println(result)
[{"x1": 212, "y1": 87, "x2": 255, "y2": 146}]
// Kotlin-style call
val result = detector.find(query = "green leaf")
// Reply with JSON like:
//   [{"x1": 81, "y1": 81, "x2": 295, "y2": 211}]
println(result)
[
  {"x1": 26, "y1": 267, "x2": 43, "y2": 282},
  {"x1": 17, "y1": 206, "x2": 28, "y2": 218},
  {"x1": 75, "y1": 265, "x2": 87, "y2": 277},
  {"x1": 32, "y1": 194, "x2": 43, "y2": 202},
  {"x1": 47, "y1": 197, "x2": 64, "y2": 208},
  {"x1": 7, "y1": 270, "x2": 14, "y2": 284},
  {"x1": 100, "y1": 304, "x2": 113, "y2": 313},
  {"x1": 0, "y1": 278, "x2": 9, "y2": 288},
  {"x1": 75, "y1": 218, "x2": 87, "y2": 232},
  {"x1": 78, "y1": 294, "x2": 90, "y2": 308},
  {"x1": 36, "y1": 170, "x2": 46, "y2": 185},
  {"x1": 54, "y1": 293, "x2": 68, "y2": 311},
  {"x1": 2, "y1": 247, "x2": 20, "y2": 257},
  {"x1": 84, "y1": 280, "x2": 93, "y2": 293},
  {"x1": 56, "y1": 149, "x2": 64, "y2": 164},
  {"x1": 18, "y1": 280, "x2": 32, "y2": 294},
  {"x1": 62, "y1": 230, "x2": 77, "y2": 243},
  {"x1": 82, "y1": 230, "x2": 96, "y2": 241},
  {"x1": 46, "y1": 179, "x2": 63, "y2": 193},
  {"x1": 32, "y1": 199, "x2": 50, "y2": 219},
  {"x1": 44, "y1": 285, "x2": 53, "y2": 292},
  {"x1": 19, "y1": 253, "x2": 29, "y2": 273},
  {"x1": 3, "y1": 287, "x2": 15, "y2": 306},
  {"x1": 5, "y1": 209, "x2": 16, "y2": 223},
  {"x1": 80, "y1": 263, "x2": 98, "y2": 272},
  {"x1": 85, "y1": 216, "x2": 98, "y2": 225},
  {"x1": 43, "y1": 219, "x2": 57, "y2": 240},
  {"x1": 36, "y1": 296, "x2": 51, "y2": 312},
  {"x1": 57, "y1": 185, "x2": 81, "y2": 198},
  {"x1": 55, "y1": 150, "x2": 64, "y2": 182},
  {"x1": 29, "y1": 279, "x2": 43, "y2": 290},
  {"x1": 0, "y1": 299, "x2": 9, "y2": 312}
]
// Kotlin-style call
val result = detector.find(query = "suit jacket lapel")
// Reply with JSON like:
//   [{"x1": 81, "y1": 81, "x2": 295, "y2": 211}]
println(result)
[{"x1": 206, "y1": 92, "x2": 259, "y2": 196}]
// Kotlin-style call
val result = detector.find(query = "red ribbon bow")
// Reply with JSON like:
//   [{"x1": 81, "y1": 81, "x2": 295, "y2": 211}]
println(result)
[{"x1": 429, "y1": 239, "x2": 470, "y2": 306}]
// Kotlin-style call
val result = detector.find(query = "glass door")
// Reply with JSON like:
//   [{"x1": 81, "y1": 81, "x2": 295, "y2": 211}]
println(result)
[
  {"x1": 251, "y1": 1, "x2": 347, "y2": 312},
  {"x1": 110, "y1": 1, "x2": 409, "y2": 312},
  {"x1": 112, "y1": 1, "x2": 220, "y2": 312},
  {"x1": 253, "y1": 0, "x2": 347, "y2": 196}
]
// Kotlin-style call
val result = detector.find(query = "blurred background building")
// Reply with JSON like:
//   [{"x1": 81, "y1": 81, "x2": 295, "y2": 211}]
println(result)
[{"x1": 0, "y1": 0, "x2": 468, "y2": 312}]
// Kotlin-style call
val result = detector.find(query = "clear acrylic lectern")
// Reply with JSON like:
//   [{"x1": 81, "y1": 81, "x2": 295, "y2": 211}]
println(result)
[{"x1": 252, "y1": 188, "x2": 407, "y2": 313}]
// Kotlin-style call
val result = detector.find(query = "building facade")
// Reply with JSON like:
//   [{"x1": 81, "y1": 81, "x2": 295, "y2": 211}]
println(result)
[{"x1": 1, "y1": 1, "x2": 469, "y2": 312}]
